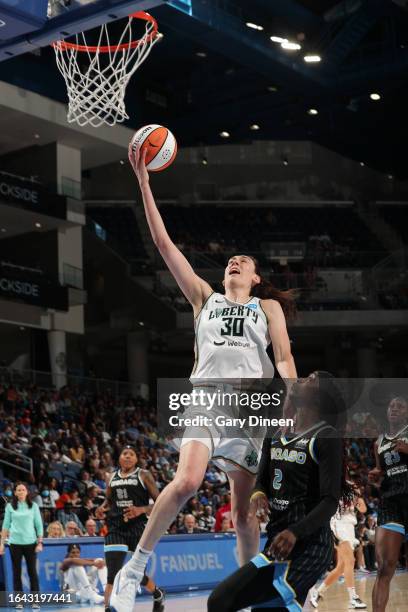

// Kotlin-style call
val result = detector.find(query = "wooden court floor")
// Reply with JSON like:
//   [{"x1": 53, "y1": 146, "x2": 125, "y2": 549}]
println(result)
[{"x1": 1, "y1": 572, "x2": 405, "y2": 611}]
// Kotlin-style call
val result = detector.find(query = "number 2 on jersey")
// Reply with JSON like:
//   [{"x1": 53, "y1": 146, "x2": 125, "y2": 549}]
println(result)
[{"x1": 273, "y1": 468, "x2": 283, "y2": 490}]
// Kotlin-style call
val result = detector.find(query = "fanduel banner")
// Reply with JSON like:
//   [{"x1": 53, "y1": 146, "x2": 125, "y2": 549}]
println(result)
[
  {"x1": 0, "y1": 272, "x2": 68, "y2": 311},
  {"x1": 1, "y1": 534, "x2": 267, "y2": 595}
]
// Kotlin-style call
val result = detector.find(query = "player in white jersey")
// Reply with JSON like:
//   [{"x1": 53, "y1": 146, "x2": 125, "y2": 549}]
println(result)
[
  {"x1": 109, "y1": 146, "x2": 297, "y2": 612},
  {"x1": 310, "y1": 493, "x2": 367, "y2": 609}
]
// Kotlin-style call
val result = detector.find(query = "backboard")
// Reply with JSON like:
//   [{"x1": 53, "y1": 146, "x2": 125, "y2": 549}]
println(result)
[{"x1": 0, "y1": 0, "x2": 164, "y2": 62}]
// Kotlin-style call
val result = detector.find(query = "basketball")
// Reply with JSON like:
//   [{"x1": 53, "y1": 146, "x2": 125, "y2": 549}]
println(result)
[{"x1": 131, "y1": 124, "x2": 177, "y2": 172}]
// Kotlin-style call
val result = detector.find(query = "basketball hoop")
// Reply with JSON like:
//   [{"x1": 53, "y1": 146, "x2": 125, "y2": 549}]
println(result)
[{"x1": 53, "y1": 11, "x2": 159, "y2": 127}]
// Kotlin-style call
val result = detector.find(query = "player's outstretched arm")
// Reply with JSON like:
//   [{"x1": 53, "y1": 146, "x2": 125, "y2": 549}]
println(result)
[
  {"x1": 129, "y1": 144, "x2": 212, "y2": 313},
  {"x1": 262, "y1": 299, "x2": 297, "y2": 379}
]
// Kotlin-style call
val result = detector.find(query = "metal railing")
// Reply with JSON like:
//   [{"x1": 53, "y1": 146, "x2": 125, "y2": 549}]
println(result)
[{"x1": 0, "y1": 446, "x2": 33, "y2": 476}]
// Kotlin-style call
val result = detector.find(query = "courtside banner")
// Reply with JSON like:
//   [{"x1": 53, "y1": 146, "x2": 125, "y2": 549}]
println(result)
[
  {"x1": 0, "y1": 534, "x2": 267, "y2": 596},
  {"x1": 146, "y1": 533, "x2": 267, "y2": 592}
]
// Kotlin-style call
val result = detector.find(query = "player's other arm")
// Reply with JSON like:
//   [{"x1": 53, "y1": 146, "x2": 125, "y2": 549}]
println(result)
[
  {"x1": 262, "y1": 300, "x2": 297, "y2": 380},
  {"x1": 94, "y1": 480, "x2": 112, "y2": 519},
  {"x1": 368, "y1": 441, "x2": 383, "y2": 484},
  {"x1": 249, "y1": 437, "x2": 272, "y2": 518},
  {"x1": 60, "y1": 558, "x2": 99, "y2": 571},
  {"x1": 129, "y1": 145, "x2": 212, "y2": 314},
  {"x1": 123, "y1": 471, "x2": 160, "y2": 520},
  {"x1": 288, "y1": 436, "x2": 342, "y2": 540}
]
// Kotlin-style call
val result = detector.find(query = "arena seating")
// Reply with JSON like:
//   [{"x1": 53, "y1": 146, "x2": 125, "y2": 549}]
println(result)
[
  {"x1": 87, "y1": 206, "x2": 148, "y2": 263},
  {"x1": 160, "y1": 205, "x2": 385, "y2": 268}
]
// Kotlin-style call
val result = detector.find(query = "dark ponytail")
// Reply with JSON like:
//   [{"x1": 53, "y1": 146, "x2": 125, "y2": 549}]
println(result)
[{"x1": 249, "y1": 256, "x2": 298, "y2": 320}]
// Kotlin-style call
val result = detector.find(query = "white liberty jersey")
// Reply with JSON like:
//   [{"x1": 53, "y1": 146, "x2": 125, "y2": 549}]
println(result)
[{"x1": 191, "y1": 293, "x2": 274, "y2": 381}]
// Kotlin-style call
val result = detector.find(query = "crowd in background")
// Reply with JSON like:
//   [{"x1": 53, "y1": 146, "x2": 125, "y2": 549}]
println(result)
[{"x1": 0, "y1": 381, "x2": 406, "y2": 573}]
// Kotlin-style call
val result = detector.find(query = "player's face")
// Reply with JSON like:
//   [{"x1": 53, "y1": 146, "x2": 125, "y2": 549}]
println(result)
[
  {"x1": 387, "y1": 398, "x2": 408, "y2": 424},
  {"x1": 119, "y1": 449, "x2": 138, "y2": 470},
  {"x1": 224, "y1": 255, "x2": 260, "y2": 291},
  {"x1": 69, "y1": 547, "x2": 81, "y2": 558}
]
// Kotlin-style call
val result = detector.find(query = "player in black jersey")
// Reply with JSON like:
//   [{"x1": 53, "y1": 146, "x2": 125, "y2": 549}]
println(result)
[
  {"x1": 370, "y1": 397, "x2": 408, "y2": 612},
  {"x1": 95, "y1": 446, "x2": 165, "y2": 612},
  {"x1": 207, "y1": 371, "x2": 351, "y2": 612}
]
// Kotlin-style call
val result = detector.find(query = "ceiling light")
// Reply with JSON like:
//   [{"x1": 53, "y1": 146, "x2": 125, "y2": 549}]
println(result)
[
  {"x1": 156, "y1": 32, "x2": 164, "y2": 40},
  {"x1": 388, "y1": 174, "x2": 394, "y2": 180},
  {"x1": 270, "y1": 36, "x2": 287, "y2": 44},
  {"x1": 267, "y1": 85, "x2": 278, "y2": 92},
  {"x1": 246, "y1": 22, "x2": 263, "y2": 31},
  {"x1": 370, "y1": 92, "x2": 381, "y2": 101},
  {"x1": 34, "y1": 133, "x2": 40, "y2": 139},
  {"x1": 201, "y1": 157, "x2": 208, "y2": 165},
  {"x1": 360, "y1": 162, "x2": 365, "y2": 166},
  {"x1": 307, "y1": 108, "x2": 318, "y2": 115},
  {"x1": 35, "y1": 222, "x2": 42, "y2": 228},
  {"x1": 19, "y1": 326, "x2": 25, "y2": 331},
  {"x1": 282, "y1": 157, "x2": 289, "y2": 166},
  {"x1": 220, "y1": 131, "x2": 230, "y2": 138},
  {"x1": 119, "y1": 160, "x2": 125, "y2": 165},
  {"x1": 196, "y1": 51, "x2": 207, "y2": 58},
  {"x1": 281, "y1": 41, "x2": 301, "y2": 51},
  {"x1": 250, "y1": 124, "x2": 260, "y2": 130},
  {"x1": 139, "y1": 321, "x2": 145, "y2": 326},
  {"x1": 304, "y1": 54, "x2": 321, "y2": 63},
  {"x1": 0, "y1": 228, "x2": 6, "y2": 232}
]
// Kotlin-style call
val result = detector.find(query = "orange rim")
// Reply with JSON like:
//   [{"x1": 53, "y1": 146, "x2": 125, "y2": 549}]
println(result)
[{"x1": 52, "y1": 11, "x2": 158, "y2": 53}]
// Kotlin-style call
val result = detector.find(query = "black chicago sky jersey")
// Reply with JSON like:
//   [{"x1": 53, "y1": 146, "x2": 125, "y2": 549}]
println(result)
[
  {"x1": 377, "y1": 425, "x2": 408, "y2": 498},
  {"x1": 107, "y1": 467, "x2": 149, "y2": 530},
  {"x1": 255, "y1": 422, "x2": 342, "y2": 540}
]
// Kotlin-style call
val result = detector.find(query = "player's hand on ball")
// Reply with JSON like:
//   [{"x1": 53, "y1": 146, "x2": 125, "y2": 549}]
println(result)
[
  {"x1": 267, "y1": 529, "x2": 297, "y2": 561},
  {"x1": 368, "y1": 467, "x2": 383, "y2": 482},
  {"x1": 128, "y1": 143, "x2": 149, "y2": 186},
  {"x1": 393, "y1": 439, "x2": 408, "y2": 454},
  {"x1": 123, "y1": 506, "x2": 145, "y2": 520},
  {"x1": 249, "y1": 492, "x2": 270, "y2": 521}
]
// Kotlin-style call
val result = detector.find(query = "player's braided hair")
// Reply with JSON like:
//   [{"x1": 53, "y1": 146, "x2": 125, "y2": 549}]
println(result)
[
  {"x1": 247, "y1": 256, "x2": 298, "y2": 320},
  {"x1": 315, "y1": 371, "x2": 355, "y2": 508}
]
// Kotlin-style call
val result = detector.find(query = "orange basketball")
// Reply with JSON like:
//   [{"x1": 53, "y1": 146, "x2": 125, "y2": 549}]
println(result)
[{"x1": 131, "y1": 124, "x2": 177, "y2": 172}]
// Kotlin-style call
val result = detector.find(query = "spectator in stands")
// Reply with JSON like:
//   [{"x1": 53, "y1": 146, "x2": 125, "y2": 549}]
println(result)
[
  {"x1": 220, "y1": 516, "x2": 235, "y2": 533},
  {"x1": 64, "y1": 521, "x2": 83, "y2": 537},
  {"x1": 47, "y1": 521, "x2": 65, "y2": 538},
  {"x1": 214, "y1": 493, "x2": 233, "y2": 532},
  {"x1": 60, "y1": 543, "x2": 105, "y2": 604},
  {"x1": 58, "y1": 503, "x2": 85, "y2": 532},
  {"x1": 79, "y1": 470, "x2": 97, "y2": 489},
  {"x1": 84, "y1": 519, "x2": 98, "y2": 537},
  {"x1": 198, "y1": 505, "x2": 216, "y2": 531},
  {"x1": 69, "y1": 438, "x2": 86, "y2": 464},
  {"x1": 177, "y1": 514, "x2": 202, "y2": 535},
  {"x1": 0, "y1": 482, "x2": 43, "y2": 607},
  {"x1": 47, "y1": 478, "x2": 60, "y2": 506}
]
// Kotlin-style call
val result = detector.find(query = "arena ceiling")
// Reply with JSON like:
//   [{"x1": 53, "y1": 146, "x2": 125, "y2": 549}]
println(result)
[{"x1": 0, "y1": 0, "x2": 407, "y2": 176}]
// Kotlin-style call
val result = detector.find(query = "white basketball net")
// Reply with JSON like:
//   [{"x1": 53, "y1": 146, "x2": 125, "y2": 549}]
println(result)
[{"x1": 53, "y1": 13, "x2": 159, "y2": 128}]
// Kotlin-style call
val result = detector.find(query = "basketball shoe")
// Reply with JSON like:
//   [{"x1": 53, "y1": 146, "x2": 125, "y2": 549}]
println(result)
[{"x1": 109, "y1": 566, "x2": 143, "y2": 612}]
